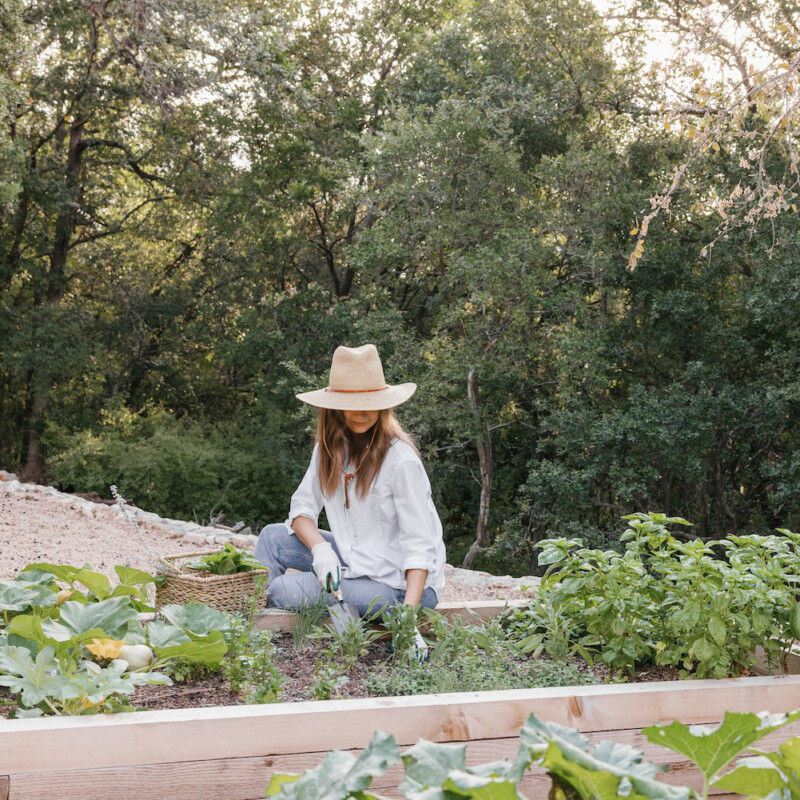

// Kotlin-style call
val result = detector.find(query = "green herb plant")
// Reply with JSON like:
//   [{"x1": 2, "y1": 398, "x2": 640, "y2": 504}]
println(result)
[
  {"x1": 289, "y1": 599, "x2": 330, "y2": 648},
  {"x1": 184, "y1": 543, "x2": 265, "y2": 575},
  {"x1": 366, "y1": 610, "x2": 594, "y2": 698},
  {"x1": 308, "y1": 661, "x2": 349, "y2": 701},
  {"x1": 328, "y1": 616, "x2": 384, "y2": 671}
]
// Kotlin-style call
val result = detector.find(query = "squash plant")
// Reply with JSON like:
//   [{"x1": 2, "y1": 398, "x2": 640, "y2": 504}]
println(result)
[
  {"x1": 0, "y1": 562, "x2": 230, "y2": 717},
  {"x1": 266, "y1": 708, "x2": 800, "y2": 800}
]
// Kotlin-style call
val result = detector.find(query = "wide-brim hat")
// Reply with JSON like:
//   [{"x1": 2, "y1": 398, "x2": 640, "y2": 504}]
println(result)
[{"x1": 296, "y1": 344, "x2": 417, "y2": 411}]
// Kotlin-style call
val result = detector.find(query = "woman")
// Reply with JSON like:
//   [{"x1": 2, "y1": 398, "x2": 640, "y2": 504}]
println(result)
[{"x1": 254, "y1": 344, "x2": 446, "y2": 623}]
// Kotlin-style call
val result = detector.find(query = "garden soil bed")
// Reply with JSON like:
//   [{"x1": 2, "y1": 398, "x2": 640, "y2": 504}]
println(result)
[{"x1": 129, "y1": 634, "x2": 680, "y2": 713}]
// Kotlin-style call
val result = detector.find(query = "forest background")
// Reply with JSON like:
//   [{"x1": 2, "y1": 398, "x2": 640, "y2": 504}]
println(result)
[{"x1": 1, "y1": 0, "x2": 799, "y2": 574}]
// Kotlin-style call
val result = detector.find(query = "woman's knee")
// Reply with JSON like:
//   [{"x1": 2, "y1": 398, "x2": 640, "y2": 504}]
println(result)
[
  {"x1": 253, "y1": 523, "x2": 292, "y2": 570},
  {"x1": 268, "y1": 572, "x2": 322, "y2": 610}
]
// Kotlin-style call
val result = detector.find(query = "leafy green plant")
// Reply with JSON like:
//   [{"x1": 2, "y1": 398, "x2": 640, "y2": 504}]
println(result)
[
  {"x1": 506, "y1": 592, "x2": 592, "y2": 663},
  {"x1": 222, "y1": 614, "x2": 283, "y2": 703},
  {"x1": 0, "y1": 563, "x2": 230, "y2": 716},
  {"x1": 308, "y1": 661, "x2": 349, "y2": 701},
  {"x1": 266, "y1": 709, "x2": 800, "y2": 800},
  {"x1": 290, "y1": 599, "x2": 330, "y2": 649},
  {"x1": 328, "y1": 616, "x2": 384, "y2": 671},
  {"x1": 509, "y1": 513, "x2": 800, "y2": 679},
  {"x1": 183, "y1": 543, "x2": 265, "y2": 575},
  {"x1": 366, "y1": 611, "x2": 595, "y2": 698},
  {"x1": 384, "y1": 604, "x2": 421, "y2": 662}
]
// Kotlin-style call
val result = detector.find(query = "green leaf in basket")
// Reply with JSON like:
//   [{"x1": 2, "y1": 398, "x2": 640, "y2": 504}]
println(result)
[{"x1": 182, "y1": 544, "x2": 264, "y2": 575}]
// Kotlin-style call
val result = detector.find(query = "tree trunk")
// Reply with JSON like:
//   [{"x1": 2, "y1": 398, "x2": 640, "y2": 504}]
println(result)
[
  {"x1": 462, "y1": 367, "x2": 492, "y2": 569},
  {"x1": 21, "y1": 115, "x2": 87, "y2": 474}
]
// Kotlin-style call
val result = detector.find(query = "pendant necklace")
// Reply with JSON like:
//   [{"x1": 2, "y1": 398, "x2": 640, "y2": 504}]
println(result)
[{"x1": 321, "y1": 423, "x2": 378, "y2": 508}]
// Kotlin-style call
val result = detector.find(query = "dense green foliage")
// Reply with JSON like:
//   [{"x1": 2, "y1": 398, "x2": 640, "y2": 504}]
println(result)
[
  {"x1": 0, "y1": 563, "x2": 229, "y2": 716},
  {"x1": 2, "y1": 0, "x2": 799, "y2": 573},
  {"x1": 266, "y1": 709, "x2": 800, "y2": 800},
  {"x1": 504, "y1": 513, "x2": 800, "y2": 678}
]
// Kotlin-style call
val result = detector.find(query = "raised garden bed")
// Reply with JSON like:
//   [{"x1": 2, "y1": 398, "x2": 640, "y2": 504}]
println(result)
[{"x1": 2, "y1": 674, "x2": 800, "y2": 799}]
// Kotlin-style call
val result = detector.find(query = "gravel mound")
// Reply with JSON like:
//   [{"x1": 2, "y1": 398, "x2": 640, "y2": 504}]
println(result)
[{"x1": 0, "y1": 470, "x2": 538, "y2": 601}]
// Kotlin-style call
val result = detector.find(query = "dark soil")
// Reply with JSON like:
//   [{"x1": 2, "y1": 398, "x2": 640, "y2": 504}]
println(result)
[
  {"x1": 1, "y1": 633, "x2": 683, "y2": 718},
  {"x1": 129, "y1": 633, "x2": 682, "y2": 712}
]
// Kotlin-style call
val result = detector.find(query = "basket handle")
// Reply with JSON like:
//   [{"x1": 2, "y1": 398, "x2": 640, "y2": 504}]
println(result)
[{"x1": 157, "y1": 555, "x2": 182, "y2": 574}]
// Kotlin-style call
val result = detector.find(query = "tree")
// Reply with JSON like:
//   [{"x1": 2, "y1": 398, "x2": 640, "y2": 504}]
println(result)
[
  {"x1": 609, "y1": 0, "x2": 800, "y2": 265},
  {"x1": 0, "y1": 0, "x2": 26, "y2": 208}
]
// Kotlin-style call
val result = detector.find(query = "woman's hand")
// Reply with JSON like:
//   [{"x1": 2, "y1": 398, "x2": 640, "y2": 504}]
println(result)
[{"x1": 311, "y1": 541, "x2": 342, "y2": 592}]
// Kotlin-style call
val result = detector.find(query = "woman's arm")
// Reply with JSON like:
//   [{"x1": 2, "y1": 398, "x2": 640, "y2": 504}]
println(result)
[
  {"x1": 291, "y1": 515, "x2": 326, "y2": 549},
  {"x1": 403, "y1": 568, "x2": 428, "y2": 606}
]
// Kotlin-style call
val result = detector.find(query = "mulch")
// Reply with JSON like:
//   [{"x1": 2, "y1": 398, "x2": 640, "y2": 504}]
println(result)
[{"x1": 129, "y1": 633, "x2": 682, "y2": 713}]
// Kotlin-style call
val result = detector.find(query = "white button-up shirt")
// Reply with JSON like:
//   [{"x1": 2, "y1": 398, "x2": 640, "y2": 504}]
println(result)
[{"x1": 285, "y1": 439, "x2": 446, "y2": 598}]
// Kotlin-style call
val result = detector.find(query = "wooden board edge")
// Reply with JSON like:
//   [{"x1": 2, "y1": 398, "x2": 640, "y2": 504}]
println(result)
[
  {"x1": 3, "y1": 675, "x2": 800, "y2": 774},
  {"x1": 8, "y1": 756, "x2": 270, "y2": 800},
  {"x1": 0, "y1": 775, "x2": 9, "y2": 800},
  {"x1": 255, "y1": 599, "x2": 529, "y2": 631},
  {"x1": 9, "y1": 724, "x2": 800, "y2": 800}
]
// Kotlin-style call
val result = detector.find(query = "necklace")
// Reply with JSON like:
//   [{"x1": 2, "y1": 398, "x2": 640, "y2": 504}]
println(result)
[{"x1": 320, "y1": 423, "x2": 379, "y2": 508}]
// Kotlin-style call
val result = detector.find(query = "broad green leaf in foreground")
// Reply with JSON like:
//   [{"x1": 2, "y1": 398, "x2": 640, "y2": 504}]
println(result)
[
  {"x1": 159, "y1": 603, "x2": 231, "y2": 635},
  {"x1": 714, "y1": 736, "x2": 800, "y2": 798},
  {"x1": 517, "y1": 714, "x2": 688, "y2": 800},
  {"x1": 20, "y1": 563, "x2": 84, "y2": 585},
  {"x1": 400, "y1": 739, "x2": 468, "y2": 794},
  {"x1": 13, "y1": 570, "x2": 57, "y2": 587},
  {"x1": 437, "y1": 771, "x2": 524, "y2": 799},
  {"x1": 401, "y1": 738, "x2": 524, "y2": 799},
  {"x1": 539, "y1": 740, "x2": 688, "y2": 800},
  {"x1": 146, "y1": 619, "x2": 190, "y2": 648},
  {"x1": 114, "y1": 566, "x2": 157, "y2": 587},
  {"x1": 710, "y1": 755, "x2": 789, "y2": 798},
  {"x1": 72, "y1": 569, "x2": 112, "y2": 600},
  {"x1": 644, "y1": 710, "x2": 800, "y2": 783},
  {"x1": 0, "y1": 645, "x2": 69, "y2": 706},
  {"x1": 265, "y1": 730, "x2": 399, "y2": 799}
]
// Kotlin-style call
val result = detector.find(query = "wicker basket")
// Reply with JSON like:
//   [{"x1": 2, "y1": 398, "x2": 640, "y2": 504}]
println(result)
[{"x1": 155, "y1": 550, "x2": 269, "y2": 613}]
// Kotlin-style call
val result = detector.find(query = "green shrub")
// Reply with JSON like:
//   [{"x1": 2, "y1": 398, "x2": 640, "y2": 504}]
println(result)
[{"x1": 45, "y1": 406, "x2": 294, "y2": 530}]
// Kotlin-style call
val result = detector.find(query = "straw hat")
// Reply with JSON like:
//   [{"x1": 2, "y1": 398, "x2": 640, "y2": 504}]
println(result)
[{"x1": 296, "y1": 344, "x2": 416, "y2": 410}]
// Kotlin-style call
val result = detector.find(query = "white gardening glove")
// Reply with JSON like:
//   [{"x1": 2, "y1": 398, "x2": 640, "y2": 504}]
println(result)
[
  {"x1": 311, "y1": 541, "x2": 342, "y2": 593},
  {"x1": 413, "y1": 627, "x2": 429, "y2": 663}
]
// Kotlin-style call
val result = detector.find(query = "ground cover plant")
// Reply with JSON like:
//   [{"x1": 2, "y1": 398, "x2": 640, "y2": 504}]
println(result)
[
  {"x1": 266, "y1": 708, "x2": 800, "y2": 800},
  {"x1": 503, "y1": 513, "x2": 800, "y2": 680}
]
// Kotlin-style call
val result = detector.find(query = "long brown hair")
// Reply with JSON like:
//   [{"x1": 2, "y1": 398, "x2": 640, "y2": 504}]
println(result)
[{"x1": 316, "y1": 408, "x2": 419, "y2": 500}]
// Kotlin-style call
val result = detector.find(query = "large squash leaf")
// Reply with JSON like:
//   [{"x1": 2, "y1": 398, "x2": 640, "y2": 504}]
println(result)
[
  {"x1": 58, "y1": 597, "x2": 138, "y2": 639},
  {"x1": 265, "y1": 730, "x2": 399, "y2": 799},
  {"x1": 644, "y1": 710, "x2": 800, "y2": 784},
  {"x1": 0, "y1": 645, "x2": 69, "y2": 706},
  {"x1": 159, "y1": 602, "x2": 231, "y2": 635}
]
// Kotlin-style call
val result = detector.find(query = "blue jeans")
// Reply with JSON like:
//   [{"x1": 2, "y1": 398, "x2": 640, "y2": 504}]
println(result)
[{"x1": 254, "y1": 523, "x2": 438, "y2": 618}]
